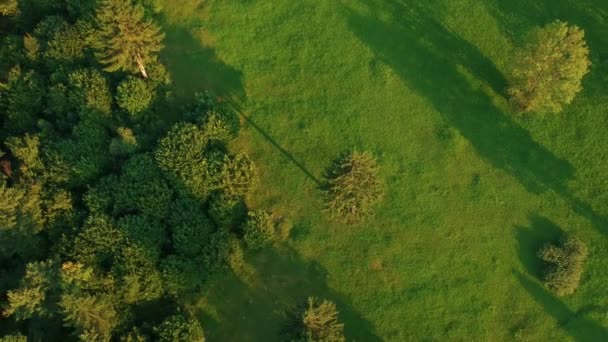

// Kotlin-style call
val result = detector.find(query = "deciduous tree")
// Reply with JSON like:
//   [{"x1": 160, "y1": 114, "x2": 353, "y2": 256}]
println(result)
[{"x1": 507, "y1": 20, "x2": 591, "y2": 113}]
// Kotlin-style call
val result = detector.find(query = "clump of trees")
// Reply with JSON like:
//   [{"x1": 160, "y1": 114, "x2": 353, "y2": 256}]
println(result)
[
  {"x1": 325, "y1": 151, "x2": 385, "y2": 223},
  {"x1": 0, "y1": 0, "x2": 273, "y2": 340},
  {"x1": 507, "y1": 20, "x2": 591, "y2": 113},
  {"x1": 538, "y1": 236, "x2": 588, "y2": 296},
  {"x1": 284, "y1": 297, "x2": 346, "y2": 342}
]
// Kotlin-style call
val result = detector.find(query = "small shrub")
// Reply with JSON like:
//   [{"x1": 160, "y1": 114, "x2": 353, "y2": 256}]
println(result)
[
  {"x1": 242, "y1": 210, "x2": 275, "y2": 250},
  {"x1": 325, "y1": 151, "x2": 384, "y2": 223},
  {"x1": 155, "y1": 311, "x2": 205, "y2": 342},
  {"x1": 285, "y1": 297, "x2": 345, "y2": 342},
  {"x1": 538, "y1": 236, "x2": 588, "y2": 296}
]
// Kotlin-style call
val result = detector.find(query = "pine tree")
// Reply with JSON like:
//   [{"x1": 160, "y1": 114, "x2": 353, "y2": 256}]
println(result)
[
  {"x1": 300, "y1": 297, "x2": 345, "y2": 342},
  {"x1": 325, "y1": 151, "x2": 385, "y2": 223},
  {"x1": 507, "y1": 20, "x2": 591, "y2": 113},
  {"x1": 93, "y1": 0, "x2": 164, "y2": 78}
]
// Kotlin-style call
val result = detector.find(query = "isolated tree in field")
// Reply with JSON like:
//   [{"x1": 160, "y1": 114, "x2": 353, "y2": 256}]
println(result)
[
  {"x1": 93, "y1": 0, "x2": 164, "y2": 78},
  {"x1": 538, "y1": 235, "x2": 588, "y2": 296},
  {"x1": 325, "y1": 151, "x2": 384, "y2": 223},
  {"x1": 295, "y1": 297, "x2": 345, "y2": 342},
  {"x1": 507, "y1": 20, "x2": 591, "y2": 113}
]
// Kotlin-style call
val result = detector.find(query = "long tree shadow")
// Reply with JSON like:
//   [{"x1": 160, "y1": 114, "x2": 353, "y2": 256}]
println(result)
[
  {"x1": 196, "y1": 245, "x2": 380, "y2": 341},
  {"x1": 160, "y1": 23, "x2": 245, "y2": 102},
  {"x1": 346, "y1": 1, "x2": 608, "y2": 235},
  {"x1": 514, "y1": 270, "x2": 608, "y2": 341},
  {"x1": 160, "y1": 21, "x2": 321, "y2": 186},
  {"x1": 222, "y1": 97, "x2": 322, "y2": 186},
  {"x1": 514, "y1": 215, "x2": 564, "y2": 278}
]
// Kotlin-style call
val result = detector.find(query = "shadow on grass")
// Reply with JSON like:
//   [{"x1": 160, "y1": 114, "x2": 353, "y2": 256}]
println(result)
[
  {"x1": 514, "y1": 270, "x2": 608, "y2": 341},
  {"x1": 160, "y1": 24, "x2": 245, "y2": 103},
  {"x1": 196, "y1": 245, "x2": 380, "y2": 341},
  {"x1": 514, "y1": 215, "x2": 564, "y2": 278},
  {"x1": 485, "y1": 0, "x2": 608, "y2": 58},
  {"x1": 160, "y1": 19, "x2": 322, "y2": 186},
  {"x1": 345, "y1": 0, "x2": 608, "y2": 235},
  {"x1": 222, "y1": 97, "x2": 323, "y2": 186}
]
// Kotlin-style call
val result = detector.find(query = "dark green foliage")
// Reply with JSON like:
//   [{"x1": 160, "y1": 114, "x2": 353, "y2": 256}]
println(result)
[
  {"x1": 47, "y1": 118, "x2": 111, "y2": 186},
  {"x1": 1, "y1": 67, "x2": 44, "y2": 134},
  {"x1": 117, "y1": 215, "x2": 165, "y2": 260},
  {"x1": 71, "y1": 214, "x2": 125, "y2": 267},
  {"x1": 0, "y1": 1, "x2": 261, "y2": 339},
  {"x1": 116, "y1": 76, "x2": 155, "y2": 115},
  {"x1": 507, "y1": 20, "x2": 591, "y2": 113},
  {"x1": 169, "y1": 197, "x2": 215, "y2": 257},
  {"x1": 109, "y1": 127, "x2": 139, "y2": 157},
  {"x1": 93, "y1": 0, "x2": 164, "y2": 77},
  {"x1": 325, "y1": 151, "x2": 385, "y2": 223},
  {"x1": 113, "y1": 244, "x2": 164, "y2": 304},
  {"x1": 538, "y1": 236, "x2": 588, "y2": 296},
  {"x1": 160, "y1": 255, "x2": 204, "y2": 295},
  {"x1": 207, "y1": 192, "x2": 246, "y2": 228},
  {"x1": 243, "y1": 210, "x2": 276, "y2": 250},
  {"x1": 35, "y1": 18, "x2": 92, "y2": 66},
  {"x1": 114, "y1": 153, "x2": 173, "y2": 219},
  {"x1": 155, "y1": 312, "x2": 205, "y2": 342}
]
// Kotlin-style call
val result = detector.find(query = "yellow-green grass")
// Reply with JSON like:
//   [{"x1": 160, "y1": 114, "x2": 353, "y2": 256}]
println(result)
[{"x1": 160, "y1": 0, "x2": 608, "y2": 340}]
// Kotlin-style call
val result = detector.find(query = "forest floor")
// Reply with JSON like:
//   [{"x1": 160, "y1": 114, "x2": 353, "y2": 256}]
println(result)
[{"x1": 160, "y1": 0, "x2": 608, "y2": 340}]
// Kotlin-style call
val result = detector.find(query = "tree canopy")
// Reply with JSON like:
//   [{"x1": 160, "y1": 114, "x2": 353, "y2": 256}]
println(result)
[{"x1": 507, "y1": 20, "x2": 591, "y2": 113}]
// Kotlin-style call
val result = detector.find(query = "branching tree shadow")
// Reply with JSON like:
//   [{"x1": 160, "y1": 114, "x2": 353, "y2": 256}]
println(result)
[
  {"x1": 514, "y1": 215, "x2": 564, "y2": 278},
  {"x1": 514, "y1": 270, "x2": 608, "y2": 341},
  {"x1": 346, "y1": 0, "x2": 608, "y2": 235},
  {"x1": 195, "y1": 245, "x2": 380, "y2": 341}
]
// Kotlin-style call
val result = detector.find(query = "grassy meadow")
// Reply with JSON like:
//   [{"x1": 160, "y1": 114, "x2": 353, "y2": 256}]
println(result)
[{"x1": 159, "y1": 0, "x2": 608, "y2": 340}]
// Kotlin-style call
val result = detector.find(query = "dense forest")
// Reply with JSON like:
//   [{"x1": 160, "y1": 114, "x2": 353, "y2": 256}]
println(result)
[{"x1": 0, "y1": 0, "x2": 294, "y2": 340}]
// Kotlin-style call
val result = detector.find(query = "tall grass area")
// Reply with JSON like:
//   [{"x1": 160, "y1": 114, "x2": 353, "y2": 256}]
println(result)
[{"x1": 160, "y1": 0, "x2": 608, "y2": 340}]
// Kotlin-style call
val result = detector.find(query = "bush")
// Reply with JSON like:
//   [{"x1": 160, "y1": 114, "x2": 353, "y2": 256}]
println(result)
[
  {"x1": 116, "y1": 76, "x2": 155, "y2": 115},
  {"x1": 538, "y1": 236, "x2": 588, "y2": 296},
  {"x1": 325, "y1": 151, "x2": 384, "y2": 223},
  {"x1": 155, "y1": 312, "x2": 205, "y2": 342},
  {"x1": 242, "y1": 210, "x2": 275, "y2": 250},
  {"x1": 507, "y1": 20, "x2": 591, "y2": 113},
  {"x1": 286, "y1": 297, "x2": 345, "y2": 342}
]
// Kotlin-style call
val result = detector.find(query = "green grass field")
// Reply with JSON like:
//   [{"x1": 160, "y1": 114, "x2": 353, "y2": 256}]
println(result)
[{"x1": 160, "y1": 0, "x2": 608, "y2": 340}]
